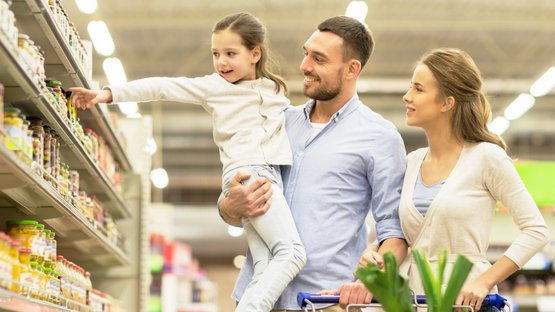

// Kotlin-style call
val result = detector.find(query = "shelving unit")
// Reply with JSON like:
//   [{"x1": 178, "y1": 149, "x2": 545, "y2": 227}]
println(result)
[
  {"x1": 1, "y1": 0, "x2": 148, "y2": 311},
  {"x1": 10, "y1": 0, "x2": 132, "y2": 173},
  {"x1": 0, "y1": 143, "x2": 129, "y2": 267}
]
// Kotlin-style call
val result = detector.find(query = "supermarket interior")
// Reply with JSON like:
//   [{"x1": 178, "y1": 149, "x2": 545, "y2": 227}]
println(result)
[{"x1": 0, "y1": 0, "x2": 554, "y2": 311}]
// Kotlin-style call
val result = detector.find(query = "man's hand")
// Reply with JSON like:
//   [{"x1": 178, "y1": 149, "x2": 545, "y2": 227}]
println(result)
[
  {"x1": 337, "y1": 280, "x2": 372, "y2": 308},
  {"x1": 319, "y1": 280, "x2": 372, "y2": 309},
  {"x1": 68, "y1": 87, "x2": 113, "y2": 109},
  {"x1": 219, "y1": 171, "x2": 273, "y2": 225}
]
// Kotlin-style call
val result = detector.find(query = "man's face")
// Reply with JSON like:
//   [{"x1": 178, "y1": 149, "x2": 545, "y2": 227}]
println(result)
[{"x1": 300, "y1": 31, "x2": 347, "y2": 101}]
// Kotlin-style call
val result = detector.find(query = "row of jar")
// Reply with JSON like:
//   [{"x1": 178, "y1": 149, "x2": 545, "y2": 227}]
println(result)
[
  {"x1": 44, "y1": 0, "x2": 92, "y2": 78},
  {"x1": 0, "y1": 230, "x2": 114, "y2": 311},
  {"x1": 3, "y1": 102, "x2": 122, "y2": 201},
  {"x1": 2, "y1": 110, "x2": 125, "y2": 251},
  {"x1": 0, "y1": 0, "x2": 91, "y2": 82}
]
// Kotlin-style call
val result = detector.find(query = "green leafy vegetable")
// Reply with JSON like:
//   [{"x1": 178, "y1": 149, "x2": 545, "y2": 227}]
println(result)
[
  {"x1": 355, "y1": 252, "x2": 413, "y2": 312},
  {"x1": 412, "y1": 249, "x2": 474, "y2": 312}
]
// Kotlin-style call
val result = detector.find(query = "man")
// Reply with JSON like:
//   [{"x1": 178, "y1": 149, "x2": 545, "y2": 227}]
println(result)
[{"x1": 219, "y1": 16, "x2": 407, "y2": 311}]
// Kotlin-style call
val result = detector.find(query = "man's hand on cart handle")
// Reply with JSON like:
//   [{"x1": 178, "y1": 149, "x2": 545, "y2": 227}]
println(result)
[{"x1": 318, "y1": 280, "x2": 373, "y2": 308}]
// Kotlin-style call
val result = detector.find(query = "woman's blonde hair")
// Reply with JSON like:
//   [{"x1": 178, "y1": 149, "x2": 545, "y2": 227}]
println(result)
[{"x1": 421, "y1": 48, "x2": 507, "y2": 150}]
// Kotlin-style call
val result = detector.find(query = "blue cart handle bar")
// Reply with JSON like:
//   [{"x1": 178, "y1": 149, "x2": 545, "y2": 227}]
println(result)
[{"x1": 297, "y1": 292, "x2": 507, "y2": 309}]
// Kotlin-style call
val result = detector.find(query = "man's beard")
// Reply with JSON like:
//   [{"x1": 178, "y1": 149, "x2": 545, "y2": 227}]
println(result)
[{"x1": 303, "y1": 72, "x2": 343, "y2": 101}]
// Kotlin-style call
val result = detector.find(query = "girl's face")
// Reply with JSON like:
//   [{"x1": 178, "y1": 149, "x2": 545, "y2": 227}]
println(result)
[
  {"x1": 403, "y1": 64, "x2": 449, "y2": 128},
  {"x1": 211, "y1": 29, "x2": 260, "y2": 83}
]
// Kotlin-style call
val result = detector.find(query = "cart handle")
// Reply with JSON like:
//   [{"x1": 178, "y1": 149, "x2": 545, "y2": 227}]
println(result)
[{"x1": 297, "y1": 292, "x2": 508, "y2": 309}]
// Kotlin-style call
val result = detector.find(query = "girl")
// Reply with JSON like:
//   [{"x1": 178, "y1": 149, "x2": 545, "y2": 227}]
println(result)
[{"x1": 70, "y1": 12, "x2": 306, "y2": 312}]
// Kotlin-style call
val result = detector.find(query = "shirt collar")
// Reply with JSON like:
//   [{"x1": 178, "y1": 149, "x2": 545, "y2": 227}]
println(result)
[{"x1": 303, "y1": 94, "x2": 360, "y2": 123}]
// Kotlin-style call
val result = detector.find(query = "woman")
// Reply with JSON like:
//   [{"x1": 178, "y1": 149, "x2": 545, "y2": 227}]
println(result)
[
  {"x1": 403, "y1": 48, "x2": 549, "y2": 311},
  {"x1": 361, "y1": 48, "x2": 549, "y2": 311}
]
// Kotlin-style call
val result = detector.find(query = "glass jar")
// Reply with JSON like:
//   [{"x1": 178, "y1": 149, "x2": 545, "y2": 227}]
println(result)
[
  {"x1": 3, "y1": 107, "x2": 23, "y2": 152},
  {"x1": 6, "y1": 219, "x2": 38, "y2": 251},
  {"x1": 34, "y1": 223, "x2": 46, "y2": 265},
  {"x1": 0, "y1": 233, "x2": 11, "y2": 290},
  {"x1": 49, "y1": 129, "x2": 58, "y2": 180},
  {"x1": 29, "y1": 261, "x2": 39, "y2": 299},
  {"x1": 30, "y1": 123, "x2": 44, "y2": 169},
  {"x1": 41, "y1": 125, "x2": 50, "y2": 179},
  {"x1": 22, "y1": 119, "x2": 33, "y2": 164},
  {"x1": 45, "y1": 80, "x2": 64, "y2": 115},
  {"x1": 18, "y1": 247, "x2": 32, "y2": 296},
  {"x1": 9, "y1": 240, "x2": 21, "y2": 293}
]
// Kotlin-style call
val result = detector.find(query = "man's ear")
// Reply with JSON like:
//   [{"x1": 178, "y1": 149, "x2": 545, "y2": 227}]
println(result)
[
  {"x1": 346, "y1": 59, "x2": 362, "y2": 79},
  {"x1": 442, "y1": 96, "x2": 456, "y2": 112}
]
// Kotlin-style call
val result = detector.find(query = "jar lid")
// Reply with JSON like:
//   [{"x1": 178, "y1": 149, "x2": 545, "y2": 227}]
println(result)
[
  {"x1": 45, "y1": 79, "x2": 62, "y2": 86},
  {"x1": 30, "y1": 261, "x2": 39, "y2": 268},
  {"x1": 36, "y1": 223, "x2": 45, "y2": 229},
  {"x1": 3, "y1": 107, "x2": 21, "y2": 114},
  {"x1": 18, "y1": 247, "x2": 32, "y2": 254},
  {"x1": 6, "y1": 219, "x2": 38, "y2": 226},
  {"x1": 17, "y1": 34, "x2": 30, "y2": 40}
]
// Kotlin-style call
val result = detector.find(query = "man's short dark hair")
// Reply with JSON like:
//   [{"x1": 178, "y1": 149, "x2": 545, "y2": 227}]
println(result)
[{"x1": 318, "y1": 16, "x2": 374, "y2": 69}]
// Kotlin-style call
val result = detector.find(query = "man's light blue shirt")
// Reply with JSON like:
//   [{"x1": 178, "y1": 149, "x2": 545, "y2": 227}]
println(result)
[{"x1": 231, "y1": 95, "x2": 406, "y2": 310}]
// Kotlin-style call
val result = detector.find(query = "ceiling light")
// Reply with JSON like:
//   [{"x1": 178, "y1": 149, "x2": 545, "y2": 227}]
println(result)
[
  {"x1": 530, "y1": 67, "x2": 555, "y2": 97},
  {"x1": 488, "y1": 116, "x2": 510, "y2": 135},
  {"x1": 87, "y1": 21, "x2": 115, "y2": 56},
  {"x1": 233, "y1": 255, "x2": 246, "y2": 269},
  {"x1": 103, "y1": 57, "x2": 127, "y2": 85},
  {"x1": 74, "y1": 0, "x2": 97, "y2": 14},
  {"x1": 150, "y1": 168, "x2": 169, "y2": 189},
  {"x1": 118, "y1": 101, "x2": 138, "y2": 115},
  {"x1": 146, "y1": 137, "x2": 157, "y2": 155},
  {"x1": 345, "y1": 1, "x2": 368, "y2": 23},
  {"x1": 504, "y1": 93, "x2": 535, "y2": 121},
  {"x1": 227, "y1": 226, "x2": 244, "y2": 237}
]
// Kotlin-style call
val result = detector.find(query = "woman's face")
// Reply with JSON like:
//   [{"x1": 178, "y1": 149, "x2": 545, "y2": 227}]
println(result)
[{"x1": 403, "y1": 64, "x2": 447, "y2": 128}]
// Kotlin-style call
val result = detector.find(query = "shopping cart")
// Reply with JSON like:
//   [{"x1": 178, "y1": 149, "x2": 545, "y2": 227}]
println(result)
[{"x1": 297, "y1": 292, "x2": 511, "y2": 312}]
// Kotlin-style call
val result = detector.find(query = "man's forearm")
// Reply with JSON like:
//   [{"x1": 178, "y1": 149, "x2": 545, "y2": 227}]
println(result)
[{"x1": 378, "y1": 237, "x2": 408, "y2": 265}]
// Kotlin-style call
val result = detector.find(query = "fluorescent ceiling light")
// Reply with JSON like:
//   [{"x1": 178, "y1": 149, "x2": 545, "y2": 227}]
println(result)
[
  {"x1": 87, "y1": 21, "x2": 115, "y2": 56},
  {"x1": 233, "y1": 255, "x2": 246, "y2": 269},
  {"x1": 75, "y1": 0, "x2": 97, "y2": 14},
  {"x1": 227, "y1": 226, "x2": 244, "y2": 237},
  {"x1": 504, "y1": 93, "x2": 535, "y2": 121},
  {"x1": 146, "y1": 137, "x2": 157, "y2": 155},
  {"x1": 345, "y1": 1, "x2": 368, "y2": 23},
  {"x1": 488, "y1": 116, "x2": 510, "y2": 135},
  {"x1": 103, "y1": 57, "x2": 127, "y2": 85},
  {"x1": 530, "y1": 67, "x2": 555, "y2": 97},
  {"x1": 150, "y1": 168, "x2": 169, "y2": 189}
]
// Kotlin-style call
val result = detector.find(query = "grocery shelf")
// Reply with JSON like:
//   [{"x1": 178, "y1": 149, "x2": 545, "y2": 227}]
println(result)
[
  {"x1": 0, "y1": 287, "x2": 71, "y2": 312},
  {"x1": 0, "y1": 32, "x2": 130, "y2": 219},
  {"x1": 10, "y1": 0, "x2": 132, "y2": 172},
  {"x1": 0, "y1": 143, "x2": 130, "y2": 267}
]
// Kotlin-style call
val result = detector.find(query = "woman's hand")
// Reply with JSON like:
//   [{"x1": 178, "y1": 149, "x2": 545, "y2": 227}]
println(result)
[
  {"x1": 68, "y1": 87, "x2": 113, "y2": 109},
  {"x1": 456, "y1": 278, "x2": 490, "y2": 311},
  {"x1": 358, "y1": 244, "x2": 383, "y2": 269}
]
